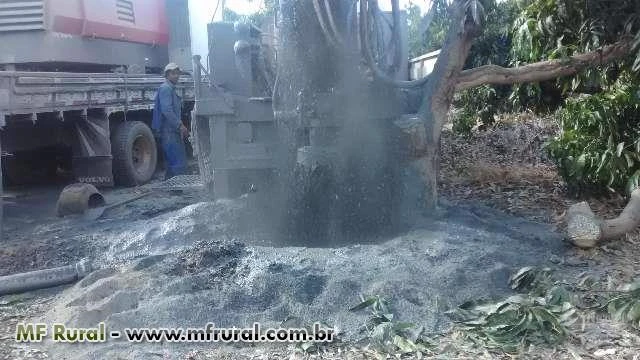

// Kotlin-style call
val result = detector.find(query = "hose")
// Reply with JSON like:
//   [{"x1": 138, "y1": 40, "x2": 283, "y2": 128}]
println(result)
[
  {"x1": 323, "y1": 0, "x2": 346, "y2": 46},
  {"x1": 347, "y1": 0, "x2": 359, "y2": 45},
  {"x1": 359, "y1": 0, "x2": 430, "y2": 88},
  {"x1": 313, "y1": 0, "x2": 339, "y2": 47},
  {"x1": 210, "y1": 0, "x2": 224, "y2": 23}
]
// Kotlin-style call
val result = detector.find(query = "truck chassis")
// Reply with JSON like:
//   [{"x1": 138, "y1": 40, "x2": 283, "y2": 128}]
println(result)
[{"x1": 0, "y1": 70, "x2": 194, "y2": 187}]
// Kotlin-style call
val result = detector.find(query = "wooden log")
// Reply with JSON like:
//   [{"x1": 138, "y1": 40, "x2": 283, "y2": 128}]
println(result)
[{"x1": 567, "y1": 188, "x2": 640, "y2": 248}]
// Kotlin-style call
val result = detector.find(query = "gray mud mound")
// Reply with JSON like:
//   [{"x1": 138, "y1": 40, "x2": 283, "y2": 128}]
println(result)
[
  {"x1": 93, "y1": 196, "x2": 271, "y2": 267},
  {"x1": 37, "y1": 199, "x2": 567, "y2": 360}
]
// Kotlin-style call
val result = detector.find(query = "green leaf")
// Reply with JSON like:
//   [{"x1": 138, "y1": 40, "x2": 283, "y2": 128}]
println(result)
[
  {"x1": 546, "y1": 286, "x2": 571, "y2": 306},
  {"x1": 393, "y1": 335, "x2": 424, "y2": 353},
  {"x1": 595, "y1": 152, "x2": 609, "y2": 174},
  {"x1": 634, "y1": 51, "x2": 640, "y2": 72},
  {"x1": 300, "y1": 342, "x2": 317, "y2": 352},
  {"x1": 371, "y1": 322, "x2": 393, "y2": 343},
  {"x1": 616, "y1": 142, "x2": 625, "y2": 157},
  {"x1": 607, "y1": 170, "x2": 616, "y2": 187},
  {"x1": 558, "y1": 307, "x2": 578, "y2": 325},
  {"x1": 509, "y1": 267, "x2": 536, "y2": 290},
  {"x1": 624, "y1": 152, "x2": 635, "y2": 168},
  {"x1": 460, "y1": 299, "x2": 483, "y2": 310},
  {"x1": 626, "y1": 170, "x2": 640, "y2": 194},
  {"x1": 621, "y1": 280, "x2": 640, "y2": 292},
  {"x1": 393, "y1": 322, "x2": 416, "y2": 332},
  {"x1": 626, "y1": 303, "x2": 640, "y2": 322},
  {"x1": 611, "y1": 301, "x2": 633, "y2": 322},
  {"x1": 350, "y1": 297, "x2": 378, "y2": 312},
  {"x1": 576, "y1": 154, "x2": 586, "y2": 172},
  {"x1": 468, "y1": 0, "x2": 485, "y2": 25},
  {"x1": 578, "y1": 273, "x2": 597, "y2": 288},
  {"x1": 545, "y1": 15, "x2": 554, "y2": 32}
]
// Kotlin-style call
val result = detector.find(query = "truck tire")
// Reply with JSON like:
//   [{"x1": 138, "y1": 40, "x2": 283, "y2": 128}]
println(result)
[{"x1": 112, "y1": 121, "x2": 157, "y2": 186}]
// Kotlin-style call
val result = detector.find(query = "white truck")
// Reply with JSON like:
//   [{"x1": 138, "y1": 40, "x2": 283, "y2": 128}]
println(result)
[{"x1": 0, "y1": 0, "x2": 197, "y2": 188}]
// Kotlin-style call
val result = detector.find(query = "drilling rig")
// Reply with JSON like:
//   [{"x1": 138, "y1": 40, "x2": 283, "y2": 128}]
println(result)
[{"x1": 192, "y1": 0, "x2": 420, "y2": 243}]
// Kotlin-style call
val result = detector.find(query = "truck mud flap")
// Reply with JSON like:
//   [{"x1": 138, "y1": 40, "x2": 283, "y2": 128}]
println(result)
[
  {"x1": 71, "y1": 110, "x2": 114, "y2": 187},
  {"x1": 72, "y1": 155, "x2": 113, "y2": 187}
]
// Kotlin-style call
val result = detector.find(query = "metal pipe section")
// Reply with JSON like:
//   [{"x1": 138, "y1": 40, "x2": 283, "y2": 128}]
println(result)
[{"x1": 0, "y1": 260, "x2": 91, "y2": 296}]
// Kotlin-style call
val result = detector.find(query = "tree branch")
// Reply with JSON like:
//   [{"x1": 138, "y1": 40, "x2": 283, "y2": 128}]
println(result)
[{"x1": 455, "y1": 39, "x2": 633, "y2": 91}]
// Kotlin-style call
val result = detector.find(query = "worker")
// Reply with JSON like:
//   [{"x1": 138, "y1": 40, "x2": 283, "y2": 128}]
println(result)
[{"x1": 152, "y1": 63, "x2": 189, "y2": 179}]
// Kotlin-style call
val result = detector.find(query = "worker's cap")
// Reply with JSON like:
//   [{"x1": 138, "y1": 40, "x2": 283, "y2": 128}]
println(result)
[{"x1": 164, "y1": 63, "x2": 182, "y2": 74}]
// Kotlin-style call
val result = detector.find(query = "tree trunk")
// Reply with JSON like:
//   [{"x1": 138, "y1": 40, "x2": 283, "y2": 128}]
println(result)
[
  {"x1": 567, "y1": 188, "x2": 640, "y2": 248},
  {"x1": 420, "y1": 145, "x2": 440, "y2": 211},
  {"x1": 414, "y1": 0, "x2": 478, "y2": 209}
]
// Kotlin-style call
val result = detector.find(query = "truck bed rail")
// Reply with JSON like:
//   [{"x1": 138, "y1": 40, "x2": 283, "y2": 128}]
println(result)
[{"x1": 0, "y1": 71, "x2": 195, "y2": 125}]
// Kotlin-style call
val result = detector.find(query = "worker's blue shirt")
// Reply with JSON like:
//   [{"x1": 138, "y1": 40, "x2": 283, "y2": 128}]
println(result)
[
  {"x1": 152, "y1": 79, "x2": 187, "y2": 178},
  {"x1": 152, "y1": 80, "x2": 183, "y2": 138}
]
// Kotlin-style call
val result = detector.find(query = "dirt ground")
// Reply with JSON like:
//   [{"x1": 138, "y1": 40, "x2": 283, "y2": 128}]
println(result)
[
  {"x1": 1, "y1": 113, "x2": 640, "y2": 359},
  {"x1": 437, "y1": 112, "x2": 640, "y2": 359},
  {"x1": 0, "y1": 184, "x2": 198, "y2": 277}
]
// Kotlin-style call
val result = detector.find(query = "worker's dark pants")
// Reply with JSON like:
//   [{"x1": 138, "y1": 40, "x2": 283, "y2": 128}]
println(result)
[{"x1": 160, "y1": 131, "x2": 187, "y2": 180}]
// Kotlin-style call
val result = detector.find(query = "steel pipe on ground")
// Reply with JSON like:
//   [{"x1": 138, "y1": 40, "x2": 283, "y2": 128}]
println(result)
[{"x1": 0, "y1": 260, "x2": 91, "y2": 296}]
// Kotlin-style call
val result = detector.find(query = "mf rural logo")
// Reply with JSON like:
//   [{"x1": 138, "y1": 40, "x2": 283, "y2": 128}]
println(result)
[{"x1": 15, "y1": 323, "x2": 108, "y2": 343}]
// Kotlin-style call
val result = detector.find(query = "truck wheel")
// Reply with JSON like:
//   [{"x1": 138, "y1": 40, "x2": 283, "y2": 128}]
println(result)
[{"x1": 112, "y1": 121, "x2": 157, "y2": 186}]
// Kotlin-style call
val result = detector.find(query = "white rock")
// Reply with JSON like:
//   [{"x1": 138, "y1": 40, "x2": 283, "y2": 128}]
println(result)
[{"x1": 593, "y1": 348, "x2": 616, "y2": 357}]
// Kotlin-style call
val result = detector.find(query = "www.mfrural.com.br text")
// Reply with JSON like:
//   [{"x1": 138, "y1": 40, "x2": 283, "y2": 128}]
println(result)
[{"x1": 15, "y1": 322, "x2": 335, "y2": 343}]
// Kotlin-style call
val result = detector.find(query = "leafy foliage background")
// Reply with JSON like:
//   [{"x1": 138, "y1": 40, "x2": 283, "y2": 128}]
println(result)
[{"x1": 411, "y1": 0, "x2": 640, "y2": 195}]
